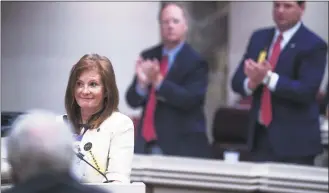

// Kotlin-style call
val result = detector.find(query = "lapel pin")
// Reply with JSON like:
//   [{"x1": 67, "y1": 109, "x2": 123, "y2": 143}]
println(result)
[
  {"x1": 290, "y1": 43, "x2": 296, "y2": 48},
  {"x1": 84, "y1": 142, "x2": 92, "y2": 151}
]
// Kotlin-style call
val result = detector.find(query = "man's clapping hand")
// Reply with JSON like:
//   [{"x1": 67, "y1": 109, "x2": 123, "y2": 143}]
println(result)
[
  {"x1": 135, "y1": 56, "x2": 161, "y2": 88},
  {"x1": 244, "y1": 58, "x2": 272, "y2": 89}
]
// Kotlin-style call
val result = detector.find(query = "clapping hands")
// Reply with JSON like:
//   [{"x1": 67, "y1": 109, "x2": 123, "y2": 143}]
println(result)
[
  {"x1": 244, "y1": 58, "x2": 272, "y2": 89},
  {"x1": 135, "y1": 56, "x2": 162, "y2": 88}
]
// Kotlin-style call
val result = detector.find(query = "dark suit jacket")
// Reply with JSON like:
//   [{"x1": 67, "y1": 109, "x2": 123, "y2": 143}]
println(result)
[
  {"x1": 3, "y1": 172, "x2": 107, "y2": 193},
  {"x1": 126, "y1": 43, "x2": 211, "y2": 158},
  {"x1": 231, "y1": 24, "x2": 328, "y2": 157}
]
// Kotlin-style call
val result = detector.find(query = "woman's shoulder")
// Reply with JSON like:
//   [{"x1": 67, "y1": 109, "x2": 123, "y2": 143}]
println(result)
[
  {"x1": 100, "y1": 112, "x2": 134, "y2": 130},
  {"x1": 110, "y1": 111, "x2": 133, "y2": 122}
]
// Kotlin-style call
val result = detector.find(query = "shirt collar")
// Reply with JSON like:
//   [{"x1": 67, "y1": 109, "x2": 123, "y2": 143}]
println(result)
[
  {"x1": 274, "y1": 21, "x2": 302, "y2": 43},
  {"x1": 162, "y1": 41, "x2": 185, "y2": 57}
]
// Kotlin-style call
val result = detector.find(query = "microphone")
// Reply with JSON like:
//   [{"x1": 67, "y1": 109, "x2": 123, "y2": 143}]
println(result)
[{"x1": 75, "y1": 152, "x2": 112, "y2": 183}]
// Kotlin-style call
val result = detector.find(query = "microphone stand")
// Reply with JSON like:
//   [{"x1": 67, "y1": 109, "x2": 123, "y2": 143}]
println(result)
[{"x1": 75, "y1": 152, "x2": 111, "y2": 183}]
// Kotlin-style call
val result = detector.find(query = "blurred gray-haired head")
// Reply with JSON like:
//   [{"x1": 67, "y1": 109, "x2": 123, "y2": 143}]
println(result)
[{"x1": 7, "y1": 109, "x2": 74, "y2": 183}]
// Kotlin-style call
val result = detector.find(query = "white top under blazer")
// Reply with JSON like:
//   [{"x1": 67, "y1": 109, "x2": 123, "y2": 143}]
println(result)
[{"x1": 57, "y1": 111, "x2": 134, "y2": 183}]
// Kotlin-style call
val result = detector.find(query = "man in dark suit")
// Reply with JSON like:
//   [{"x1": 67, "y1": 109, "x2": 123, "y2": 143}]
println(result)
[
  {"x1": 126, "y1": 2, "x2": 211, "y2": 158},
  {"x1": 4, "y1": 110, "x2": 107, "y2": 193},
  {"x1": 231, "y1": 1, "x2": 327, "y2": 165}
]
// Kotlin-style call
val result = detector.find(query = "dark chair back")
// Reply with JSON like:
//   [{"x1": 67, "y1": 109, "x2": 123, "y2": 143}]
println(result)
[{"x1": 211, "y1": 106, "x2": 251, "y2": 161}]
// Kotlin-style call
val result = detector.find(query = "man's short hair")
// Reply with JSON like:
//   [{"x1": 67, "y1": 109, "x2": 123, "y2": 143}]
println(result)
[
  {"x1": 297, "y1": 1, "x2": 305, "y2": 6},
  {"x1": 7, "y1": 109, "x2": 74, "y2": 182},
  {"x1": 158, "y1": 2, "x2": 189, "y2": 22}
]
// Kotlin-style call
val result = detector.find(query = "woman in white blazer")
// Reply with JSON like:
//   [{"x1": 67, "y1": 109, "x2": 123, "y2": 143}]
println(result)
[{"x1": 63, "y1": 54, "x2": 134, "y2": 183}]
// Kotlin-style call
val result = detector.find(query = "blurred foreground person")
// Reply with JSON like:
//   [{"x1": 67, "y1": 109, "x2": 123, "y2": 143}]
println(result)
[
  {"x1": 126, "y1": 2, "x2": 211, "y2": 158},
  {"x1": 4, "y1": 110, "x2": 107, "y2": 193}
]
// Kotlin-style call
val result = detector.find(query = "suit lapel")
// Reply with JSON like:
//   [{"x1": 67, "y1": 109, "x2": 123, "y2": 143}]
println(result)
[
  {"x1": 156, "y1": 46, "x2": 163, "y2": 61},
  {"x1": 278, "y1": 24, "x2": 303, "y2": 61},
  {"x1": 265, "y1": 28, "x2": 275, "y2": 57},
  {"x1": 164, "y1": 43, "x2": 188, "y2": 81},
  {"x1": 264, "y1": 24, "x2": 303, "y2": 62}
]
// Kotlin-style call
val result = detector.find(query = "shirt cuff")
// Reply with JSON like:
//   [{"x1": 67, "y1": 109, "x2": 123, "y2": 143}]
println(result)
[
  {"x1": 135, "y1": 83, "x2": 147, "y2": 97},
  {"x1": 243, "y1": 78, "x2": 253, "y2": 96},
  {"x1": 263, "y1": 71, "x2": 279, "y2": 91}
]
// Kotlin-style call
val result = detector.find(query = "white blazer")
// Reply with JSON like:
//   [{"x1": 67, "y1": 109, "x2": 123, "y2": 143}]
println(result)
[{"x1": 58, "y1": 111, "x2": 134, "y2": 183}]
